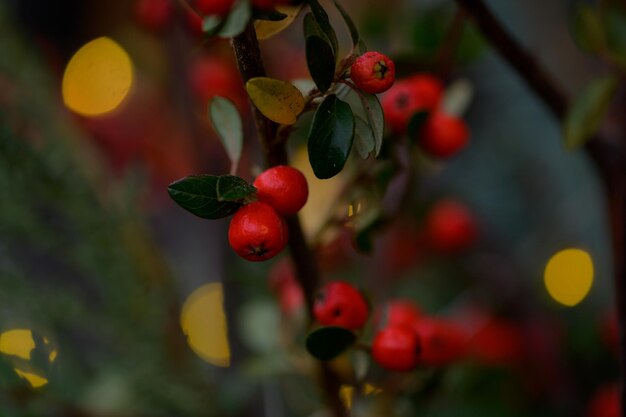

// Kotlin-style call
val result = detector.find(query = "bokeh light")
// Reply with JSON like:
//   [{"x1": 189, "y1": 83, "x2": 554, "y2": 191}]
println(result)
[
  {"x1": 544, "y1": 248, "x2": 594, "y2": 307},
  {"x1": 180, "y1": 283, "x2": 231, "y2": 367},
  {"x1": 0, "y1": 329, "x2": 56, "y2": 388},
  {"x1": 62, "y1": 37, "x2": 133, "y2": 116}
]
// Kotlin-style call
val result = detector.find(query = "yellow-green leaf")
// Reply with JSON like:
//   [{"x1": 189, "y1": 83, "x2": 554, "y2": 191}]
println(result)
[
  {"x1": 246, "y1": 77, "x2": 305, "y2": 125},
  {"x1": 255, "y1": 4, "x2": 303, "y2": 40}
]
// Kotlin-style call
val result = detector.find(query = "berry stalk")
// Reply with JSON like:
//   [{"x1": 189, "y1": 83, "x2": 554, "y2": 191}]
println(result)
[{"x1": 231, "y1": 22, "x2": 347, "y2": 417}]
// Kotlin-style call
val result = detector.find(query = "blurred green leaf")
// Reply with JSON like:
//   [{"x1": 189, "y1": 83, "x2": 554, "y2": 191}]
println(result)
[
  {"x1": 308, "y1": 95, "x2": 355, "y2": 179},
  {"x1": 354, "y1": 115, "x2": 375, "y2": 159},
  {"x1": 218, "y1": 0, "x2": 251, "y2": 37},
  {"x1": 253, "y1": 9, "x2": 288, "y2": 21},
  {"x1": 305, "y1": 326, "x2": 356, "y2": 360},
  {"x1": 209, "y1": 97, "x2": 243, "y2": 172},
  {"x1": 203, "y1": 16, "x2": 223, "y2": 36},
  {"x1": 563, "y1": 76, "x2": 618, "y2": 150},
  {"x1": 572, "y1": 6, "x2": 606, "y2": 53},
  {"x1": 168, "y1": 175, "x2": 254, "y2": 219},
  {"x1": 358, "y1": 93, "x2": 384, "y2": 156},
  {"x1": 304, "y1": 13, "x2": 336, "y2": 93},
  {"x1": 333, "y1": 0, "x2": 360, "y2": 47}
]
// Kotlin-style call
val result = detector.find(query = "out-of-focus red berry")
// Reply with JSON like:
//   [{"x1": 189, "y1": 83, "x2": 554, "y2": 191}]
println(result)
[
  {"x1": 228, "y1": 202, "x2": 288, "y2": 262},
  {"x1": 413, "y1": 317, "x2": 468, "y2": 366},
  {"x1": 372, "y1": 326, "x2": 420, "y2": 371},
  {"x1": 350, "y1": 51, "x2": 395, "y2": 94},
  {"x1": 253, "y1": 165, "x2": 308, "y2": 216},
  {"x1": 381, "y1": 74, "x2": 443, "y2": 135},
  {"x1": 601, "y1": 311, "x2": 619, "y2": 356},
  {"x1": 470, "y1": 318, "x2": 524, "y2": 366},
  {"x1": 314, "y1": 281, "x2": 369, "y2": 330},
  {"x1": 185, "y1": 9, "x2": 204, "y2": 36},
  {"x1": 419, "y1": 112, "x2": 469, "y2": 158},
  {"x1": 587, "y1": 384, "x2": 620, "y2": 417},
  {"x1": 188, "y1": 55, "x2": 246, "y2": 110},
  {"x1": 135, "y1": 0, "x2": 173, "y2": 32},
  {"x1": 425, "y1": 199, "x2": 478, "y2": 253},
  {"x1": 376, "y1": 300, "x2": 422, "y2": 329},
  {"x1": 196, "y1": 0, "x2": 235, "y2": 16}
]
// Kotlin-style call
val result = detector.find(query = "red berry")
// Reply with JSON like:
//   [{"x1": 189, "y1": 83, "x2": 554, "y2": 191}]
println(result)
[
  {"x1": 587, "y1": 384, "x2": 620, "y2": 417},
  {"x1": 425, "y1": 199, "x2": 478, "y2": 253},
  {"x1": 413, "y1": 317, "x2": 468, "y2": 366},
  {"x1": 381, "y1": 74, "x2": 443, "y2": 134},
  {"x1": 185, "y1": 8, "x2": 204, "y2": 36},
  {"x1": 188, "y1": 55, "x2": 245, "y2": 110},
  {"x1": 420, "y1": 112, "x2": 469, "y2": 158},
  {"x1": 377, "y1": 300, "x2": 422, "y2": 329},
  {"x1": 253, "y1": 165, "x2": 308, "y2": 216},
  {"x1": 350, "y1": 52, "x2": 396, "y2": 94},
  {"x1": 372, "y1": 326, "x2": 420, "y2": 371},
  {"x1": 314, "y1": 281, "x2": 369, "y2": 330},
  {"x1": 196, "y1": 0, "x2": 235, "y2": 16},
  {"x1": 470, "y1": 318, "x2": 524, "y2": 366},
  {"x1": 135, "y1": 0, "x2": 172, "y2": 32},
  {"x1": 228, "y1": 202, "x2": 288, "y2": 262}
]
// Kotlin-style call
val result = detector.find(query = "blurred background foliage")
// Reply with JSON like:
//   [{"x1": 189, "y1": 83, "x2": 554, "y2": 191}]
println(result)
[{"x1": 0, "y1": 0, "x2": 622, "y2": 416}]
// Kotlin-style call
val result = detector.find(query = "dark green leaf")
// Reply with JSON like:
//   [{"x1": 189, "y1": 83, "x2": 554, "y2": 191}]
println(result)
[
  {"x1": 358, "y1": 93, "x2": 384, "y2": 156},
  {"x1": 354, "y1": 115, "x2": 375, "y2": 159},
  {"x1": 308, "y1": 95, "x2": 355, "y2": 179},
  {"x1": 305, "y1": 326, "x2": 356, "y2": 361},
  {"x1": 563, "y1": 76, "x2": 618, "y2": 150},
  {"x1": 168, "y1": 175, "x2": 254, "y2": 219},
  {"x1": 253, "y1": 9, "x2": 288, "y2": 21},
  {"x1": 216, "y1": 175, "x2": 256, "y2": 201},
  {"x1": 304, "y1": 13, "x2": 336, "y2": 93},
  {"x1": 333, "y1": 0, "x2": 359, "y2": 47},
  {"x1": 572, "y1": 6, "x2": 606, "y2": 53},
  {"x1": 209, "y1": 97, "x2": 243, "y2": 172},
  {"x1": 307, "y1": 0, "x2": 339, "y2": 53},
  {"x1": 407, "y1": 111, "x2": 430, "y2": 140},
  {"x1": 217, "y1": 0, "x2": 251, "y2": 38}
]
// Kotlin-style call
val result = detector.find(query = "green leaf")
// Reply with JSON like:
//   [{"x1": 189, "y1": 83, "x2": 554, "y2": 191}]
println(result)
[
  {"x1": 406, "y1": 111, "x2": 430, "y2": 140},
  {"x1": 307, "y1": 0, "x2": 339, "y2": 54},
  {"x1": 563, "y1": 76, "x2": 618, "y2": 150},
  {"x1": 255, "y1": 4, "x2": 303, "y2": 40},
  {"x1": 354, "y1": 115, "x2": 374, "y2": 159},
  {"x1": 572, "y1": 6, "x2": 606, "y2": 53},
  {"x1": 246, "y1": 77, "x2": 305, "y2": 124},
  {"x1": 305, "y1": 326, "x2": 356, "y2": 361},
  {"x1": 217, "y1": 0, "x2": 251, "y2": 38},
  {"x1": 203, "y1": 15, "x2": 223, "y2": 36},
  {"x1": 304, "y1": 13, "x2": 336, "y2": 93},
  {"x1": 168, "y1": 175, "x2": 255, "y2": 219},
  {"x1": 358, "y1": 93, "x2": 384, "y2": 156},
  {"x1": 308, "y1": 95, "x2": 355, "y2": 179},
  {"x1": 216, "y1": 175, "x2": 257, "y2": 201},
  {"x1": 333, "y1": 0, "x2": 359, "y2": 47},
  {"x1": 253, "y1": 9, "x2": 288, "y2": 21},
  {"x1": 209, "y1": 97, "x2": 243, "y2": 172}
]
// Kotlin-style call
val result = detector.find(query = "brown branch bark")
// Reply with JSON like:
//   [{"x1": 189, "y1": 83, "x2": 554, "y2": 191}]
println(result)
[
  {"x1": 231, "y1": 23, "x2": 347, "y2": 417},
  {"x1": 455, "y1": 1, "x2": 626, "y2": 415}
]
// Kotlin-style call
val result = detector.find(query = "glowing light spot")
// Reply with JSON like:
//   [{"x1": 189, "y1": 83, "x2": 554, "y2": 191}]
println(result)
[
  {"x1": 62, "y1": 37, "x2": 133, "y2": 116},
  {"x1": 49, "y1": 349, "x2": 58, "y2": 363},
  {"x1": 0, "y1": 329, "x2": 35, "y2": 360},
  {"x1": 544, "y1": 248, "x2": 594, "y2": 307},
  {"x1": 181, "y1": 283, "x2": 231, "y2": 367},
  {"x1": 14, "y1": 369, "x2": 48, "y2": 388},
  {"x1": 363, "y1": 383, "x2": 382, "y2": 395},
  {"x1": 339, "y1": 385, "x2": 354, "y2": 410}
]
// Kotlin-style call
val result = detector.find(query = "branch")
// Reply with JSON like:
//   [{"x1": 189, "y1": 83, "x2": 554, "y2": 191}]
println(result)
[
  {"x1": 454, "y1": 0, "x2": 568, "y2": 120},
  {"x1": 231, "y1": 23, "x2": 347, "y2": 417}
]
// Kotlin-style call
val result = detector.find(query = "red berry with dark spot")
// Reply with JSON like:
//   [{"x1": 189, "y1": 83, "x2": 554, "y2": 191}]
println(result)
[
  {"x1": 372, "y1": 326, "x2": 420, "y2": 371},
  {"x1": 314, "y1": 281, "x2": 369, "y2": 330},
  {"x1": 413, "y1": 317, "x2": 468, "y2": 366},
  {"x1": 253, "y1": 165, "x2": 308, "y2": 216},
  {"x1": 420, "y1": 112, "x2": 469, "y2": 158},
  {"x1": 196, "y1": 0, "x2": 235, "y2": 16},
  {"x1": 381, "y1": 74, "x2": 443, "y2": 134},
  {"x1": 350, "y1": 52, "x2": 396, "y2": 94},
  {"x1": 228, "y1": 202, "x2": 287, "y2": 262},
  {"x1": 425, "y1": 199, "x2": 478, "y2": 253},
  {"x1": 135, "y1": 0, "x2": 173, "y2": 32}
]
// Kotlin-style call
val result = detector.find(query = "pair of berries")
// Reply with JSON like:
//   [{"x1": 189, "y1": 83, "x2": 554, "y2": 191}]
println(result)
[
  {"x1": 372, "y1": 300, "x2": 468, "y2": 371},
  {"x1": 381, "y1": 74, "x2": 469, "y2": 158},
  {"x1": 228, "y1": 165, "x2": 308, "y2": 262},
  {"x1": 350, "y1": 52, "x2": 396, "y2": 95}
]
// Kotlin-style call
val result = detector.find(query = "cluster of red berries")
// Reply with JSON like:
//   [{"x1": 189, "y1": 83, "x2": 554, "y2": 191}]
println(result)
[
  {"x1": 312, "y1": 282, "x2": 468, "y2": 371},
  {"x1": 228, "y1": 165, "x2": 308, "y2": 262},
  {"x1": 381, "y1": 74, "x2": 470, "y2": 158}
]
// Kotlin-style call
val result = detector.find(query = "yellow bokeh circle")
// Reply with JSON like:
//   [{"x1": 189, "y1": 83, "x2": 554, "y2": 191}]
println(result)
[
  {"x1": 62, "y1": 37, "x2": 133, "y2": 116},
  {"x1": 544, "y1": 248, "x2": 594, "y2": 307}
]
